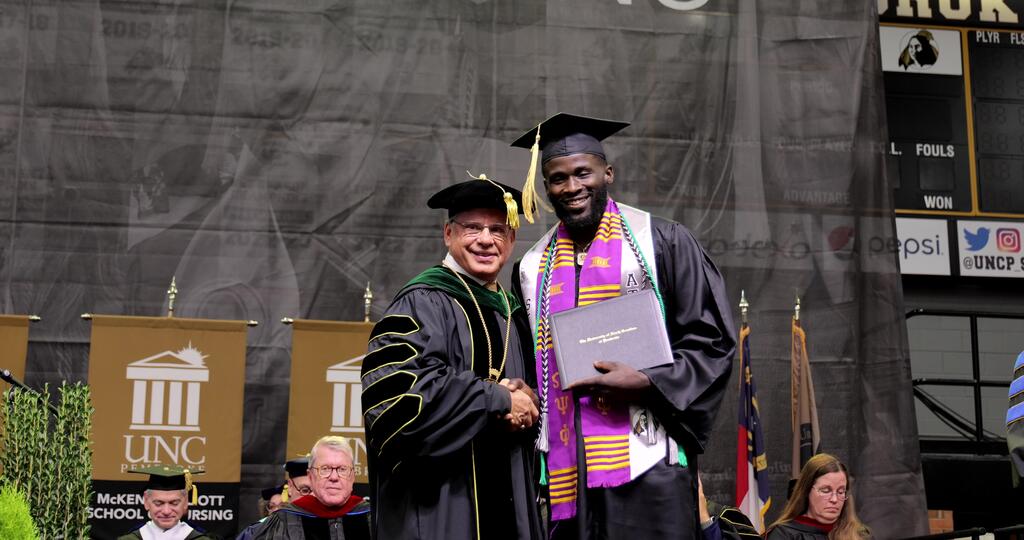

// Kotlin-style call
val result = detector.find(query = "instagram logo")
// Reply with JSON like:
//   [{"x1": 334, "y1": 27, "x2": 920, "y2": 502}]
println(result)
[{"x1": 997, "y1": 228, "x2": 1021, "y2": 252}]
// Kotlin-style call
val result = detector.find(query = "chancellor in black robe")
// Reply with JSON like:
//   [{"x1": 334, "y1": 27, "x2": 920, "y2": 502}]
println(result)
[{"x1": 361, "y1": 263, "x2": 545, "y2": 540}]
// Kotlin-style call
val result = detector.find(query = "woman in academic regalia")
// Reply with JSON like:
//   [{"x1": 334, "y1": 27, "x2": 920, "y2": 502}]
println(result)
[{"x1": 765, "y1": 454, "x2": 870, "y2": 540}]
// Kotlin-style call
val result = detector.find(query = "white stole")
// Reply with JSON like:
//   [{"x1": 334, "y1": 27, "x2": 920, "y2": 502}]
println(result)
[
  {"x1": 518, "y1": 202, "x2": 678, "y2": 480},
  {"x1": 140, "y1": 520, "x2": 194, "y2": 540}
]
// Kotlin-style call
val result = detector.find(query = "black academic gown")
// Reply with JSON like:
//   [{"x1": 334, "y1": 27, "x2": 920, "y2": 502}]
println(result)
[
  {"x1": 361, "y1": 267, "x2": 544, "y2": 540},
  {"x1": 703, "y1": 501, "x2": 760, "y2": 540},
  {"x1": 237, "y1": 496, "x2": 371, "y2": 540},
  {"x1": 512, "y1": 216, "x2": 737, "y2": 540}
]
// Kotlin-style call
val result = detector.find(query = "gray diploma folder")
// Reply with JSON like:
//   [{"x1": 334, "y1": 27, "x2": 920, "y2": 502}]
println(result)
[{"x1": 549, "y1": 289, "x2": 673, "y2": 388}]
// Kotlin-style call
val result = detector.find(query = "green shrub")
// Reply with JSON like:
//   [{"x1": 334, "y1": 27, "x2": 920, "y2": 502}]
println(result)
[
  {"x1": 0, "y1": 483, "x2": 40, "y2": 540},
  {"x1": 1, "y1": 383, "x2": 93, "y2": 539}
]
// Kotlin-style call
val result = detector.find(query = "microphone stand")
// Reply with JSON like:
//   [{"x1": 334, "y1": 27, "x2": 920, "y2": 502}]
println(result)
[{"x1": 1, "y1": 369, "x2": 59, "y2": 416}]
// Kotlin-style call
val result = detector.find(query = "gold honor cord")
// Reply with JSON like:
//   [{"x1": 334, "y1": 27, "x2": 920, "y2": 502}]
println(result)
[{"x1": 442, "y1": 262, "x2": 512, "y2": 381}]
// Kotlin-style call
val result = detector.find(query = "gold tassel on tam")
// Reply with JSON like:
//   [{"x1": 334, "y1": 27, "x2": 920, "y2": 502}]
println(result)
[
  {"x1": 503, "y1": 192, "x2": 520, "y2": 230},
  {"x1": 466, "y1": 171, "x2": 520, "y2": 229},
  {"x1": 184, "y1": 470, "x2": 198, "y2": 505},
  {"x1": 520, "y1": 127, "x2": 551, "y2": 224},
  {"x1": 281, "y1": 483, "x2": 289, "y2": 503}
]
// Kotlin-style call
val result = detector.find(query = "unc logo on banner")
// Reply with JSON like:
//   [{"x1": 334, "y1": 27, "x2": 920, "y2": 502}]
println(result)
[
  {"x1": 122, "y1": 344, "x2": 212, "y2": 469},
  {"x1": 287, "y1": 320, "x2": 373, "y2": 485},
  {"x1": 127, "y1": 344, "x2": 208, "y2": 432},
  {"x1": 328, "y1": 355, "x2": 364, "y2": 435},
  {"x1": 88, "y1": 316, "x2": 246, "y2": 482},
  {"x1": 121, "y1": 344, "x2": 211, "y2": 469}
]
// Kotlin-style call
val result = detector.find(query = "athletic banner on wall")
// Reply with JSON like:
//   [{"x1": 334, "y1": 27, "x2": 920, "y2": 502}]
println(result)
[
  {"x1": 286, "y1": 320, "x2": 373, "y2": 487},
  {"x1": 86, "y1": 315, "x2": 247, "y2": 539}
]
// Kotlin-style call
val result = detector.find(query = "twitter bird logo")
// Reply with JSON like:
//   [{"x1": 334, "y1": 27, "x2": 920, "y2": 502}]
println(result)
[{"x1": 964, "y1": 227, "x2": 990, "y2": 251}]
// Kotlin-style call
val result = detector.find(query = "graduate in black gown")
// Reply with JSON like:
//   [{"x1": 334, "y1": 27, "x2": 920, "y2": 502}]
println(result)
[
  {"x1": 361, "y1": 177, "x2": 545, "y2": 540},
  {"x1": 511, "y1": 113, "x2": 737, "y2": 540}
]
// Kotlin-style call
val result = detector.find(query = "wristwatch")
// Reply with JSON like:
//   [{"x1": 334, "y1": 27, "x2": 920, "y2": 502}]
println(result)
[{"x1": 700, "y1": 515, "x2": 716, "y2": 530}]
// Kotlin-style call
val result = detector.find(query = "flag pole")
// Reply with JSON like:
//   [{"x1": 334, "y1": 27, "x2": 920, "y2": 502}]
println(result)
[
  {"x1": 794, "y1": 294, "x2": 800, "y2": 321},
  {"x1": 364, "y1": 282, "x2": 374, "y2": 323},
  {"x1": 167, "y1": 276, "x2": 178, "y2": 318},
  {"x1": 739, "y1": 289, "x2": 749, "y2": 326},
  {"x1": 736, "y1": 290, "x2": 770, "y2": 531}
]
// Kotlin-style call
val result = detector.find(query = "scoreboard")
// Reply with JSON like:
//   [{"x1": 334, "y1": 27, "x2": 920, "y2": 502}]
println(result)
[
  {"x1": 882, "y1": 19, "x2": 1024, "y2": 217},
  {"x1": 879, "y1": 1, "x2": 1024, "y2": 278}
]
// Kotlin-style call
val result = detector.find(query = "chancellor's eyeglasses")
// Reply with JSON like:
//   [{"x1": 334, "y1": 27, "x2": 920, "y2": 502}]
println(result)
[
  {"x1": 312, "y1": 465, "x2": 354, "y2": 479},
  {"x1": 450, "y1": 219, "x2": 512, "y2": 241},
  {"x1": 813, "y1": 486, "x2": 848, "y2": 500}
]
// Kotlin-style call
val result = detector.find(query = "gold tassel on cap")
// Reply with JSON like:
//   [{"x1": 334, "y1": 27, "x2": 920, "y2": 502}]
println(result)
[
  {"x1": 503, "y1": 192, "x2": 520, "y2": 230},
  {"x1": 281, "y1": 483, "x2": 289, "y2": 503},
  {"x1": 184, "y1": 470, "x2": 198, "y2": 505},
  {"x1": 520, "y1": 126, "x2": 552, "y2": 224},
  {"x1": 466, "y1": 171, "x2": 520, "y2": 230}
]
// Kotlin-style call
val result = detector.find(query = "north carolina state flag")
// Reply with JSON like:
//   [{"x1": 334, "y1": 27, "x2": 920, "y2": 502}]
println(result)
[{"x1": 736, "y1": 323, "x2": 770, "y2": 532}]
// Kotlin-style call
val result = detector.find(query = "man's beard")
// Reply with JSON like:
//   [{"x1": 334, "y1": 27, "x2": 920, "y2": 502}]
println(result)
[{"x1": 550, "y1": 185, "x2": 609, "y2": 233}]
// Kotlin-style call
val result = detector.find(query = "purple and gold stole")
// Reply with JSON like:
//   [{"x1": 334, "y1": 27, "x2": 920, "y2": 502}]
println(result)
[{"x1": 535, "y1": 198, "x2": 633, "y2": 521}]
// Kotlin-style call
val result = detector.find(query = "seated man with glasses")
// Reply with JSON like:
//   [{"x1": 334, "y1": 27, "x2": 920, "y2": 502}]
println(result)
[
  {"x1": 282, "y1": 456, "x2": 313, "y2": 502},
  {"x1": 241, "y1": 436, "x2": 370, "y2": 540}
]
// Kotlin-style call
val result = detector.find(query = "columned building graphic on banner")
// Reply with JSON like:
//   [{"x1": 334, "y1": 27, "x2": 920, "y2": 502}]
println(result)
[
  {"x1": 328, "y1": 355, "x2": 363, "y2": 435},
  {"x1": 126, "y1": 344, "x2": 209, "y2": 432}
]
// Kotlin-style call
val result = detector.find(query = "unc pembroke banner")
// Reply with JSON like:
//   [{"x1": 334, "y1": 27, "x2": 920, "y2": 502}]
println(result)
[
  {"x1": 287, "y1": 320, "x2": 372, "y2": 488},
  {"x1": 0, "y1": 315, "x2": 30, "y2": 389},
  {"x1": 87, "y1": 315, "x2": 247, "y2": 539}
]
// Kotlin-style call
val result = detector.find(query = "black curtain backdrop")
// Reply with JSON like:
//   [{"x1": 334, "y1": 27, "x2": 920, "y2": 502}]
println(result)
[{"x1": 0, "y1": 0, "x2": 927, "y2": 536}]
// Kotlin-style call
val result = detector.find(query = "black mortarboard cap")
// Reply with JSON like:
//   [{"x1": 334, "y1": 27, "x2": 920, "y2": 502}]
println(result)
[
  {"x1": 427, "y1": 174, "x2": 524, "y2": 229},
  {"x1": 283, "y1": 456, "x2": 310, "y2": 478},
  {"x1": 509, "y1": 113, "x2": 629, "y2": 223},
  {"x1": 510, "y1": 113, "x2": 629, "y2": 164},
  {"x1": 261, "y1": 485, "x2": 284, "y2": 501}
]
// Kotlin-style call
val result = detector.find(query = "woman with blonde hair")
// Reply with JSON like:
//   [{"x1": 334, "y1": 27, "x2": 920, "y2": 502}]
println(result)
[{"x1": 765, "y1": 453, "x2": 870, "y2": 540}]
